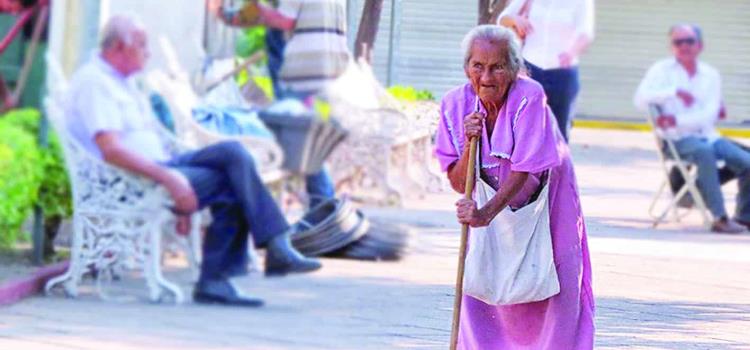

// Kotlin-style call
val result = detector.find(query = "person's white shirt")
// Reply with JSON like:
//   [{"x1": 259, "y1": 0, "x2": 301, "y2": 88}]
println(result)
[
  {"x1": 634, "y1": 58, "x2": 722, "y2": 143},
  {"x1": 499, "y1": 0, "x2": 595, "y2": 70},
  {"x1": 66, "y1": 54, "x2": 170, "y2": 161}
]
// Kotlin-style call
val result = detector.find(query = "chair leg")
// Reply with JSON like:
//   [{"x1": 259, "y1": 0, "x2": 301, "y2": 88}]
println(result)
[
  {"x1": 654, "y1": 184, "x2": 690, "y2": 228},
  {"x1": 649, "y1": 178, "x2": 669, "y2": 221},
  {"x1": 246, "y1": 236, "x2": 262, "y2": 273},
  {"x1": 186, "y1": 213, "x2": 202, "y2": 281}
]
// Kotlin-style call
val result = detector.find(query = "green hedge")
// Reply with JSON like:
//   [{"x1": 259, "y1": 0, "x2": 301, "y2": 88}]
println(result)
[{"x1": 0, "y1": 109, "x2": 72, "y2": 248}]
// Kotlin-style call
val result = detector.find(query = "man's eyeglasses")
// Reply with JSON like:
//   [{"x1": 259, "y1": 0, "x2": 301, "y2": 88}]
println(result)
[{"x1": 672, "y1": 38, "x2": 697, "y2": 47}]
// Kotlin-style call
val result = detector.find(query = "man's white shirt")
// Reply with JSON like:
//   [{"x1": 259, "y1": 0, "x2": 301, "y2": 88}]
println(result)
[
  {"x1": 634, "y1": 58, "x2": 722, "y2": 143},
  {"x1": 66, "y1": 55, "x2": 169, "y2": 161}
]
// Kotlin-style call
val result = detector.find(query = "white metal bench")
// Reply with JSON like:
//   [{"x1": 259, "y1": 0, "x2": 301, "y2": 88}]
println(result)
[{"x1": 43, "y1": 55, "x2": 202, "y2": 303}]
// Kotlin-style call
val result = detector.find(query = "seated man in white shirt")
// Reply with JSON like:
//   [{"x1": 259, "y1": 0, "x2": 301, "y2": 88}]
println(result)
[
  {"x1": 634, "y1": 24, "x2": 750, "y2": 234},
  {"x1": 66, "y1": 14, "x2": 322, "y2": 306}
]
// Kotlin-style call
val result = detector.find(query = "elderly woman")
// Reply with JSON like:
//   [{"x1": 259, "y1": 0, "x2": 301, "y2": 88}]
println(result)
[{"x1": 435, "y1": 25, "x2": 594, "y2": 349}]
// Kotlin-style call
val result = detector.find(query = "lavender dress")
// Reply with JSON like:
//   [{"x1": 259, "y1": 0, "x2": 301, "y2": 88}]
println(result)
[{"x1": 435, "y1": 77, "x2": 595, "y2": 349}]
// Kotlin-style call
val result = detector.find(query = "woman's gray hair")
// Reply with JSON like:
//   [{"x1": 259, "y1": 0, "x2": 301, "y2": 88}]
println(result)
[
  {"x1": 100, "y1": 14, "x2": 146, "y2": 50},
  {"x1": 461, "y1": 25, "x2": 525, "y2": 78}
]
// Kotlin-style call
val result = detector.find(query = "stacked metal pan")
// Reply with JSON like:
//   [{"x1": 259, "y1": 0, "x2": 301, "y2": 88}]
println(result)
[
  {"x1": 290, "y1": 198, "x2": 369, "y2": 256},
  {"x1": 290, "y1": 198, "x2": 412, "y2": 261}
]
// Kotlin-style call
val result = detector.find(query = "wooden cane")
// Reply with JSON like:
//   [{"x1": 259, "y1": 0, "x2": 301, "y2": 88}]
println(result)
[{"x1": 449, "y1": 136, "x2": 479, "y2": 350}]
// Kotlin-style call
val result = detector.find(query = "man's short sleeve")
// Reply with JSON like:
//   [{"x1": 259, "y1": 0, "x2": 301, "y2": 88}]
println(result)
[
  {"x1": 71, "y1": 79, "x2": 124, "y2": 140},
  {"x1": 277, "y1": 0, "x2": 302, "y2": 20}
]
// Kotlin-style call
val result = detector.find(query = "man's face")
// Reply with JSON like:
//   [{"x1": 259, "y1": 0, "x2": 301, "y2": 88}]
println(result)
[
  {"x1": 670, "y1": 26, "x2": 702, "y2": 64},
  {"x1": 118, "y1": 30, "x2": 150, "y2": 75}
]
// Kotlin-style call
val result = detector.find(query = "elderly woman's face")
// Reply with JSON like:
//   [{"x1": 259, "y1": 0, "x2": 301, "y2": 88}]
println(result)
[{"x1": 465, "y1": 39, "x2": 514, "y2": 105}]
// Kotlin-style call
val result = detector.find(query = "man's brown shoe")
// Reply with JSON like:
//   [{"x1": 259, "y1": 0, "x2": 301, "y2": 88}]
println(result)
[{"x1": 711, "y1": 218, "x2": 746, "y2": 234}]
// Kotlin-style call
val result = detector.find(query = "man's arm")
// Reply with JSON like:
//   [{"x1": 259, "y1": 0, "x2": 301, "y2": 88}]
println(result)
[
  {"x1": 258, "y1": 2, "x2": 295, "y2": 30},
  {"x1": 674, "y1": 71, "x2": 722, "y2": 131},
  {"x1": 634, "y1": 63, "x2": 677, "y2": 111},
  {"x1": 214, "y1": 1, "x2": 295, "y2": 30},
  {"x1": 95, "y1": 131, "x2": 197, "y2": 214}
]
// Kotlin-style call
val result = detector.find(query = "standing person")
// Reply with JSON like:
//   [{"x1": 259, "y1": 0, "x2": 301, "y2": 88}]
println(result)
[
  {"x1": 435, "y1": 25, "x2": 594, "y2": 349},
  {"x1": 634, "y1": 24, "x2": 748, "y2": 234},
  {"x1": 212, "y1": 0, "x2": 350, "y2": 207},
  {"x1": 497, "y1": 0, "x2": 595, "y2": 142}
]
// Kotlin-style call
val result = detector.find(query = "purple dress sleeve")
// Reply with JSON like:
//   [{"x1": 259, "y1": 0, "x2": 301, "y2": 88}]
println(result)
[
  {"x1": 509, "y1": 88, "x2": 562, "y2": 173},
  {"x1": 435, "y1": 98, "x2": 462, "y2": 172}
]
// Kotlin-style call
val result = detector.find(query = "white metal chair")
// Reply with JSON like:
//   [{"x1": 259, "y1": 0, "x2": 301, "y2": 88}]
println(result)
[
  {"x1": 325, "y1": 60, "x2": 443, "y2": 205},
  {"x1": 647, "y1": 104, "x2": 713, "y2": 229},
  {"x1": 43, "y1": 54, "x2": 202, "y2": 303}
]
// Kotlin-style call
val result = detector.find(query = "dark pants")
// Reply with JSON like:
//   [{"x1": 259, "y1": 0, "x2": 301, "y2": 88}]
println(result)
[
  {"x1": 526, "y1": 62, "x2": 580, "y2": 142},
  {"x1": 265, "y1": 28, "x2": 286, "y2": 100},
  {"x1": 166, "y1": 141, "x2": 290, "y2": 280}
]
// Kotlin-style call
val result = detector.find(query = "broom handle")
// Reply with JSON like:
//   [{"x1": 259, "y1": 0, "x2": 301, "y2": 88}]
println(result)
[{"x1": 449, "y1": 136, "x2": 478, "y2": 350}]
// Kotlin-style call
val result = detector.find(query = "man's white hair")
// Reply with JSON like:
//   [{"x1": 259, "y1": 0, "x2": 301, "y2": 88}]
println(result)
[
  {"x1": 461, "y1": 25, "x2": 524, "y2": 78},
  {"x1": 100, "y1": 14, "x2": 146, "y2": 50}
]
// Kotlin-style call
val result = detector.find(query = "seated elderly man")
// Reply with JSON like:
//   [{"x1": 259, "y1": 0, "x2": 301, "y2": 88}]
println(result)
[
  {"x1": 65, "y1": 14, "x2": 321, "y2": 306},
  {"x1": 634, "y1": 24, "x2": 750, "y2": 234}
]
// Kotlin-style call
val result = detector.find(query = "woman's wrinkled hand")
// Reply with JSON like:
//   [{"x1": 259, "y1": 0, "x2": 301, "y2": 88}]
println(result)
[
  {"x1": 463, "y1": 112, "x2": 484, "y2": 141},
  {"x1": 456, "y1": 198, "x2": 490, "y2": 228}
]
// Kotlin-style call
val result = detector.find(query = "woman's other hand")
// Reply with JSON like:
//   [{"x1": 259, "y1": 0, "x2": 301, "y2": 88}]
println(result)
[
  {"x1": 463, "y1": 112, "x2": 484, "y2": 141},
  {"x1": 456, "y1": 198, "x2": 490, "y2": 228},
  {"x1": 510, "y1": 15, "x2": 533, "y2": 39}
]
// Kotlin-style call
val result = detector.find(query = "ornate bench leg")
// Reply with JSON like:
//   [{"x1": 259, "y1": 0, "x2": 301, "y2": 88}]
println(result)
[
  {"x1": 146, "y1": 223, "x2": 184, "y2": 304},
  {"x1": 45, "y1": 216, "x2": 85, "y2": 298},
  {"x1": 187, "y1": 213, "x2": 203, "y2": 281}
]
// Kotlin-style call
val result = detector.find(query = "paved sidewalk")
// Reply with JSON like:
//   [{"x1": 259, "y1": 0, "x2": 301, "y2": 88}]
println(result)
[{"x1": 1, "y1": 128, "x2": 750, "y2": 349}]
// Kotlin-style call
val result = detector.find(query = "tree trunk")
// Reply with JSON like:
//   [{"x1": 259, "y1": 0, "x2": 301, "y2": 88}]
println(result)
[
  {"x1": 354, "y1": 0, "x2": 384, "y2": 62},
  {"x1": 478, "y1": 0, "x2": 509, "y2": 25}
]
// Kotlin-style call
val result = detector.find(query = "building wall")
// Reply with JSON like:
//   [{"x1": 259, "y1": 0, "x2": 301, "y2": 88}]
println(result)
[
  {"x1": 348, "y1": 0, "x2": 478, "y2": 97},
  {"x1": 578, "y1": 0, "x2": 750, "y2": 122},
  {"x1": 349, "y1": 1, "x2": 750, "y2": 122}
]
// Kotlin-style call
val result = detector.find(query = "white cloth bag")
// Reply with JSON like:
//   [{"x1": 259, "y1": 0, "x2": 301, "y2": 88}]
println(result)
[{"x1": 463, "y1": 173, "x2": 560, "y2": 305}]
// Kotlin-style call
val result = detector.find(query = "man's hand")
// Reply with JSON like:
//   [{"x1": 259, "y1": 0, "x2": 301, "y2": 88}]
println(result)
[
  {"x1": 559, "y1": 52, "x2": 574, "y2": 68},
  {"x1": 164, "y1": 170, "x2": 198, "y2": 215},
  {"x1": 456, "y1": 198, "x2": 490, "y2": 228},
  {"x1": 463, "y1": 112, "x2": 484, "y2": 141},
  {"x1": 676, "y1": 89, "x2": 695, "y2": 107},
  {"x1": 656, "y1": 114, "x2": 677, "y2": 129}
]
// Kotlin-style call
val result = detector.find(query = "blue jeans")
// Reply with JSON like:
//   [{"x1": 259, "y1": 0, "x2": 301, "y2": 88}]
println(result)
[
  {"x1": 166, "y1": 141, "x2": 290, "y2": 280},
  {"x1": 307, "y1": 168, "x2": 335, "y2": 208},
  {"x1": 266, "y1": 28, "x2": 286, "y2": 99},
  {"x1": 673, "y1": 137, "x2": 750, "y2": 220},
  {"x1": 526, "y1": 62, "x2": 580, "y2": 143},
  {"x1": 713, "y1": 138, "x2": 750, "y2": 221}
]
